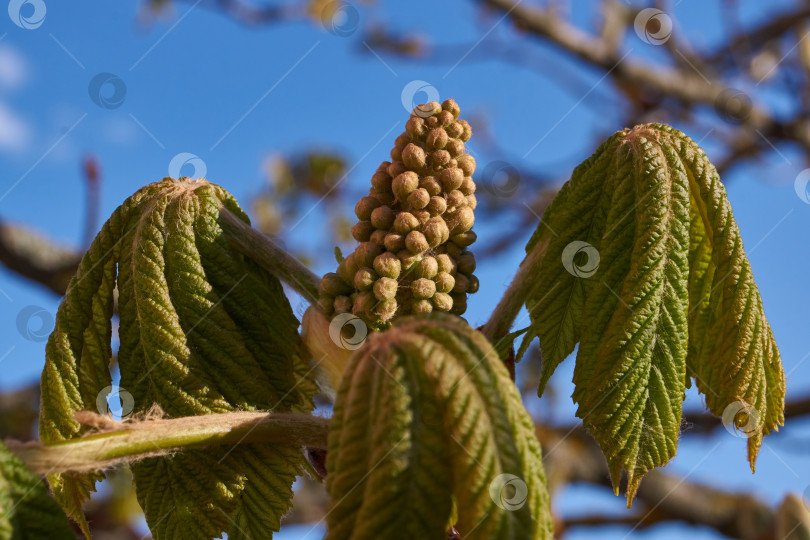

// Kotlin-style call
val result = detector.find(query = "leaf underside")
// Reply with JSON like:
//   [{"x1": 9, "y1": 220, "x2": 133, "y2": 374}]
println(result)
[
  {"x1": 39, "y1": 178, "x2": 317, "y2": 539},
  {"x1": 520, "y1": 124, "x2": 785, "y2": 503},
  {"x1": 326, "y1": 314, "x2": 553, "y2": 540},
  {"x1": 0, "y1": 441, "x2": 74, "y2": 539}
]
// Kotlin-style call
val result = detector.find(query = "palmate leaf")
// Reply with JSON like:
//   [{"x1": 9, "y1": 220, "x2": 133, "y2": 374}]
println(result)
[
  {"x1": 0, "y1": 441, "x2": 74, "y2": 539},
  {"x1": 39, "y1": 178, "x2": 317, "y2": 539},
  {"x1": 520, "y1": 124, "x2": 785, "y2": 503},
  {"x1": 326, "y1": 314, "x2": 552, "y2": 540}
]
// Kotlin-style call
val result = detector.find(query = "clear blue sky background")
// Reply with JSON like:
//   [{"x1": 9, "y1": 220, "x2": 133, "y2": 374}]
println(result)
[{"x1": 0, "y1": 1, "x2": 808, "y2": 539}]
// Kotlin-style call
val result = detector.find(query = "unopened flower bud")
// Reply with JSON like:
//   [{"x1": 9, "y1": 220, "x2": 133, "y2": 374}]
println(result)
[
  {"x1": 426, "y1": 196, "x2": 447, "y2": 216},
  {"x1": 374, "y1": 252, "x2": 401, "y2": 279},
  {"x1": 451, "y1": 231, "x2": 477, "y2": 248},
  {"x1": 321, "y1": 272, "x2": 351, "y2": 296},
  {"x1": 456, "y1": 251, "x2": 476, "y2": 274},
  {"x1": 446, "y1": 139, "x2": 465, "y2": 157},
  {"x1": 436, "y1": 254, "x2": 456, "y2": 274},
  {"x1": 402, "y1": 143, "x2": 427, "y2": 170},
  {"x1": 446, "y1": 190, "x2": 466, "y2": 208},
  {"x1": 405, "y1": 230, "x2": 429, "y2": 254},
  {"x1": 407, "y1": 187, "x2": 430, "y2": 209},
  {"x1": 352, "y1": 220, "x2": 374, "y2": 242},
  {"x1": 370, "y1": 205, "x2": 395, "y2": 229},
  {"x1": 427, "y1": 128, "x2": 448, "y2": 150},
  {"x1": 442, "y1": 99, "x2": 460, "y2": 119},
  {"x1": 411, "y1": 278, "x2": 437, "y2": 299},
  {"x1": 431, "y1": 150, "x2": 450, "y2": 168},
  {"x1": 420, "y1": 176, "x2": 442, "y2": 196},
  {"x1": 457, "y1": 154, "x2": 476, "y2": 176},
  {"x1": 393, "y1": 171, "x2": 420, "y2": 202},
  {"x1": 416, "y1": 256, "x2": 438, "y2": 279},
  {"x1": 354, "y1": 267, "x2": 377, "y2": 291},
  {"x1": 440, "y1": 168, "x2": 464, "y2": 191},
  {"x1": 373, "y1": 277, "x2": 399, "y2": 301},
  {"x1": 393, "y1": 211, "x2": 420, "y2": 234},
  {"x1": 434, "y1": 271, "x2": 455, "y2": 293},
  {"x1": 371, "y1": 171, "x2": 393, "y2": 193},
  {"x1": 432, "y1": 292, "x2": 453, "y2": 311},
  {"x1": 384, "y1": 232, "x2": 405, "y2": 252}
]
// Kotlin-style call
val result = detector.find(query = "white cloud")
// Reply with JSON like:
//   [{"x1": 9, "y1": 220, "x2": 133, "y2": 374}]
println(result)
[
  {"x1": 0, "y1": 101, "x2": 32, "y2": 151},
  {"x1": 0, "y1": 46, "x2": 28, "y2": 90}
]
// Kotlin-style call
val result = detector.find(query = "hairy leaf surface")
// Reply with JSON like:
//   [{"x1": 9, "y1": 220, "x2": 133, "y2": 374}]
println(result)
[
  {"x1": 39, "y1": 178, "x2": 316, "y2": 539},
  {"x1": 520, "y1": 124, "x2": 785, "y2": 502},
  {"x1": 0, "y1": 441, "x2": 74, "y2": 539},
  {"x1": 326, "y1": 314, "x2": 552, "y2": 540}
]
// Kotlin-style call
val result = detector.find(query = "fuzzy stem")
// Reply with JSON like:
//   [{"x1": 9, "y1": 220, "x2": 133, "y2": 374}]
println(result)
[
  {"x1": 480, "y1": 236, "x2": 550, "y2": 342},
  {"x1": 7, "y1": 411, "x2": 329, "y2": 475},
  {"x1": 219, "y1": 207, "x2": 321, "y2": 305}
]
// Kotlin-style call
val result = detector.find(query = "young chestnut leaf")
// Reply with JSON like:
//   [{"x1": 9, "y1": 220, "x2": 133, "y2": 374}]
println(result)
[
  {"x1": 519, "y1": 124, "x2": 785, "y2": 504},
  {"x1": 0, "y1": 441, "x2": 74, "y2": 539},
  {"x1": 326, "y1": 314, "x2": 553, "y2": 540},
  {"x1": 39, "y1": 178, "x2": 317, "y2": 540}
]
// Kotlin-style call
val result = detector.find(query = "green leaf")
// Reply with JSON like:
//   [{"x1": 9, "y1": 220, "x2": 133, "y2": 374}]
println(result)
[
  {"x1": 0, "y1": 441, "x2": 74, "y2": 539},
  {"x1": 39, "y1": 179, "x2": 317, "y2": 539},
  {"x1": 326, "y1": 314, "x2": 552, "y2": 540},
  {"x1": 520, "y1": 124, "x2": 785, "y2": 503}
]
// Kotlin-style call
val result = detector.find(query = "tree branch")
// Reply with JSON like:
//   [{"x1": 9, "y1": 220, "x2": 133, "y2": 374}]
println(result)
[
  {"x1": 0, "y1": 221, "x2": 80, "y2": 295},
  {"x1": 218, "y1": 206, "x2": 321, "y2": 305},
  {"x1": 6, "y1": 410, "x2": 329, "y2": 475},
  {"x1": 538, "y1": 424, "x2": 776, "y2": 539}
]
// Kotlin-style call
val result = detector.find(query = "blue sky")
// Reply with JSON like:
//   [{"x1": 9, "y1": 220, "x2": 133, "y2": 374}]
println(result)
[{"x1": 0, "y1": 1, "x2": 808, "y2": 539}]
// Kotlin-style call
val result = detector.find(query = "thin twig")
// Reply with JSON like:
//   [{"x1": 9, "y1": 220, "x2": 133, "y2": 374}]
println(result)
[
  {"x1": 7, "y1": 411, "x2": 329, "y2": 475},
  {"x1": 218, "y1": 206, "x2": 321, "y2": 305}
]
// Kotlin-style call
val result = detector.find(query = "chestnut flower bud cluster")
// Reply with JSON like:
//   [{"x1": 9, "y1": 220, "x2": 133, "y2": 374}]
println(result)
[{"x1": 318, "y1": 99, "x2": 478, "y2": 329}]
